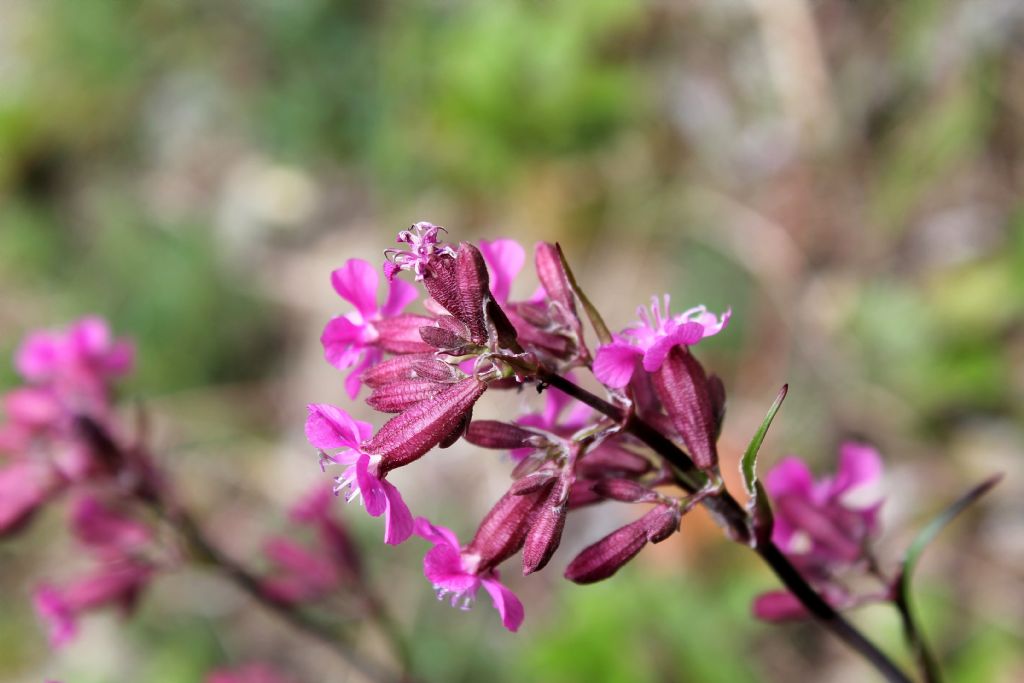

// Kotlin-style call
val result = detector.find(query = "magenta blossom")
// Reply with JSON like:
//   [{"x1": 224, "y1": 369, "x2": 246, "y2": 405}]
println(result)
[
  {"x1": 34, "y1": 560, "x2": 153, "y2": 647},
  {"x1": 305, "y1": 403, "x2": 413, "y2": 545},
  {"x1": 321, "y1": 258, "x2": 422, "y2": 398},
  {"x1": 15, "y1": 316, "x2": 134, "y2": 403},
  {"x1": 206, "y1": 663, "x2": 298, "y2": 683},
  {"x1": 478, "y1": 238, "x2": 526, "y2": 304},
  {"x1": 414, "y1": 517, "x2": 524, "y2": 632},
  {"x1": 593, "y1": 295, "x2": 730, "y2": 389},
  {"x1": 383, "y1": 222, "x2": 455, "y2": 281},
  {"x1": 765, "y1": 442, "x2": 884, "y2": 570}
]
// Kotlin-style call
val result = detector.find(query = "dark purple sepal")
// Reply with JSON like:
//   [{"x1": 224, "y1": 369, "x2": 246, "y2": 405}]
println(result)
[
  {"x1": 374, "y1": 315, "x2": 436, "y2": 354},
  {"x1": 564, "y1": 505, "x2": 680, "y2": 584},
  {"x1": 362, "y1": 353, "x2": 434, "y2": 388},
  {"x1": 522, "y1": 469, "x2": 573, "y2": 574},
  {"x1": 412, "y1": 359, "x2": 458, "y2": 383},
  {"x1": 419, "y1": 325, "x2": 471, "y2": 352},
  {"x1": 576, "y1": 443, "x2": 653, "y2": 479},
  {"x1": 534, "y1": 242, "x2": 577, "y2": 316},
  {"x1": 438, "y1": 410, "x2": 472, "y2": 449},
  {"x1": 509, "y1": 470, "x2": 558, "y2": 496},
  {"x1": 652, "y1": 347, "x2": 719, "y2": 470},
  {"x1": 467, "y1": 488, "x2": 550, "y2": 571},
  {"x1": 465, "y1": 420, "x2": 538, "y2": 450},
  {"x1": 592, "y1": 479, "x2": 659, "y2": 503},
  {"x1": 366, "y1": 379, "x2": 445, "y2": 413},
  {"x1": 365, "y1": 377, "x2": 487, "y2": 472}
]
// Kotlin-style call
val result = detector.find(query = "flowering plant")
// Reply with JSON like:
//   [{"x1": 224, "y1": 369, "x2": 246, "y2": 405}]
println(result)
[{"x1": 0, "y1": 224, "x2": 1002, "y2": 683}]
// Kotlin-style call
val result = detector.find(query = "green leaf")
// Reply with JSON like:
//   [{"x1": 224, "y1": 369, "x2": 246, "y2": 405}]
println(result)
[
  {"x1": 741, "y1": 384, "x2": 788, "y2": 496},
  {"x1": 898, "y1": 474, "x2": 1003, "y2": 594}
]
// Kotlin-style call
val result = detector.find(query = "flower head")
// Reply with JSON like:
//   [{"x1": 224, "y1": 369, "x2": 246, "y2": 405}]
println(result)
[
  {"x1": 414, "y1": 517, "x2": 524, "y2": 632},
  {"x1": 34, "y1": 559, "x2": 153, "y2": 648},
  {"x1": 305, "y1": 404, "x2": 413, "y2": 545},
  {"x1": 321, "y1": 258, "x2": 423, "y2": 398},
  {"x1": 765, "y1": 442, "x2": 884, "y2": 571},
  {"x1": 383, "y1": 222, "x2": 456, "y2": 281},
  {"x1": 593, "y1": 295, "x2": 729, "y2": 388}
]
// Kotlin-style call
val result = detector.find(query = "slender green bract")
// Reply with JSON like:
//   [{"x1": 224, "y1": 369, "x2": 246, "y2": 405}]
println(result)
[
  {"x1": 740, "y1": 384, "x2": 788, "y2": 497},
  {"x1": 897, "y1": 473, "x2": 1003, "y2": 594}
]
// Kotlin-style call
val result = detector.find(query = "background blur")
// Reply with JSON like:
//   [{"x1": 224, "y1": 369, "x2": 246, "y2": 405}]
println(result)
[{"x1": 1, "y1": 0, "x2": 1023, "y2": 681}]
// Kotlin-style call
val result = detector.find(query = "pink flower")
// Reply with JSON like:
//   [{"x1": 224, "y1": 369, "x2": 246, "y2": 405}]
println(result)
[
  {"x1": 34, "y1": 560, "x2": 153, "y2": 647},
  {"x1": 0, "y1": 460, "x2": 60, "y2": 537},
  {"x1": 383, "y1": 222, "x2": 455, "y2": 281},
  {"x1": 15, "y1": 316, "x2": 134, "y2": 401},
  {"x1": 305, "y1": 404, "x2": 413, "y2": 545},
  {"x1": 765, "y1": 442, "x2": 884, "y2": 570},
  {"x1": 478, "y1": 238, "x2": 526, "y2": 304},
  {"x1": 593, "y1": 296, "x2": 730, "y2": 388},
  {"x1": 70, "y1": 496, "x2": 152, "y2": 552},
  {"x1": 261, "y1": 537, "x2": 342, "y2": 604},
  {"x1": 206, "y1": 663, "x2": 298, "y2": 683},
  {"x1": 414, "y1": 517, "x2": 524, "y2": 632},
  {"x1": 321, "y1": 258, "x2": 423, "y2": 398}
]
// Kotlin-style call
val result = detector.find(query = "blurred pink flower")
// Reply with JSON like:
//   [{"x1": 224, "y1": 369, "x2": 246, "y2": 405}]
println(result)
[
  {"x1": 478, "y1": 238, "x2": 526, "y2": 304},
  {"x1": 206, "y1": 663, "x2": 298, "y2": 683},
  {"x1": 766, "y1": 442, "x2": 884, "y2": 570},
  {"x1": 14, "y1": 316, "x2": 134, "y2": 402},
  {"x1": 34, "y1": 560, "x2": 152, "y2": 647},
  {"x1": 593, "y1": 295, "x2": 729, "y2": 388}
]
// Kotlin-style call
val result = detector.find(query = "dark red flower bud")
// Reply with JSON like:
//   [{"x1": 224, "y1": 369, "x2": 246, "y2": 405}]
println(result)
[
  {"x1": 564, "y1": 505, "x2": 681, "y2": 584},
  {"x1": 465, "y1": 420, "x2": 538, "y2": 450},
  {"x1": 365, "y1": 377, "x2": 487, "y2": 471},
  {"x1": 366, "y1": 379, "x2": 445, "y2": 413},
  {"x1": 652, "y1": 347, "x2": 719, "y2": 470},
  {"x1": 467, "y1": 487, "x2": 550, "y2": 571},
  {"x1": 567, "y1": 480, "x2": 603, "y2": 508},
  {"x1": 576, "y1": 443, "x2": 653, "y2": 479},
  {"x1": 362, "y1": 353, "x2": 434, "y2": 388},
  {"x1": 522, "y1": 469, "x2": 573, "y2": 574},
  {"x1": 592, "y1": 479, "x2": 658, "y2": 503},
  {"x1": 535, "y1": 242, "x2": 576, "y2": 317},
  {"x1": 374, "y1": 315, "x2": 436, "y2": 354},
  {"x1": 411, "y1": 359, "x2": 458, "y2": 383},
  {"x1": 419, "y1": 325, "x2": 470, "y2": 352},
  {"x1": 509, "y1": 470, "x2": 558, "y2": 496}
]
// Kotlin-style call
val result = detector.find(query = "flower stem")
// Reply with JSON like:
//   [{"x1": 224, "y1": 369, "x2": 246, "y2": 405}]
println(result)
[
  {"x1": 538, "y1": 371, "x2": 914, "y2": 683},
  {"x1": 893, "y1": 591, "x2": 943, "y2": 683}
]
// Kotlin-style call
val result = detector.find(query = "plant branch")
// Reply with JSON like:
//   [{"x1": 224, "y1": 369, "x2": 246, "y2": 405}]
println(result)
[{"x1": 537, "y1": 371, "x2": 914, "y2": 683}]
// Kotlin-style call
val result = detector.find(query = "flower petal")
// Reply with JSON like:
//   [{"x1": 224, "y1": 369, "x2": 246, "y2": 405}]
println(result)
[
  {"x1": 304, "y1": 404, "x2": 371, "y2": 450},
  {"x1": 423, "y1": 544, "x2": 477, "y2": 593},
  {"x1": 831, "y1": 442, "x2": 883, "y2": 503},
  {"x1": 479, "y1": 238, "x2": 526, "y2": 303},
  {"x1": 331, "y1": 259, "x2": 380, "y2": 318},
  {"x1": 355, "y1": 453, "x2": 387, "y2": 518},
  {"x1": 642, "y1": 321, "x2": 704, "y2": 372},
  {"x1": 381, "y1": 277, "x2": 419, "y2": 317},
  {"x1": 381, "y1": 479, "x2": 414, "y2": 545},
  {"x1": 321, "y1": 316, "x2": 366, "y2": 370},
  {"x1": 593, "y1": 342, "x2": 642, "y2": 388},
  {"x1": 414, "y1": 517, "x2": 462, "y2": 550},
  {"x1": 481, "y1": 575, "x2": 525, "y2": 632}
]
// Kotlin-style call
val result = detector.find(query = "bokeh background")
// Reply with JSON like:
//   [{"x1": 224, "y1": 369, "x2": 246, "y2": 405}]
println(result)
[{"x1": 1, "y1": 0, "x2": 1023, "y2": 681}]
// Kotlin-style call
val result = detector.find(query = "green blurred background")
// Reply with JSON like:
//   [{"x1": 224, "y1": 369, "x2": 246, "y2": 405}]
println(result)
[{"x1": 1, "y1": 0, "x2": 1022, "y2": 681}]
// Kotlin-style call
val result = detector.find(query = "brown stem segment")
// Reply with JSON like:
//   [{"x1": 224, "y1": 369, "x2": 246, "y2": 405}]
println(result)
[
  {"x1": 155, "y1": 503, "x2": 406, "y2": 683},
  {"x1": 538, "y1": 371, "x2": 913, "y2": 683}
]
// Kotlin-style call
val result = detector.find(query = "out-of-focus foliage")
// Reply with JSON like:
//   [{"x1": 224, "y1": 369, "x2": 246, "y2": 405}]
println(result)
[{"x1": 1, "y1": 0, "x2": 1022, "y2": 680}]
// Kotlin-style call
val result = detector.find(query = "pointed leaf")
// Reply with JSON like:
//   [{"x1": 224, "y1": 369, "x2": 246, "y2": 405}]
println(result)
[
  {"x1": 741, "y1": 384, "x2": 788, "y2": 496},
  {"x1": 897, "y1": 474, "x2": 1002, "y2": 595}
]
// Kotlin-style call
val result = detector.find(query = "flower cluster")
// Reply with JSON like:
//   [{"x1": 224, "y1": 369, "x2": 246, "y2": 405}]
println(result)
[
  {"x1": 753, "y1": 442, "x2": 887, "y2": 621},
  {"x1": 0, "y1": 317, "x2": 166, "y2": 646},
  {"x1": 308, "y1": 224, "x2": 732, "y2": 631},
  {"x1": 1, "y1": 319, "x2": 365, "y2": 652}
]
